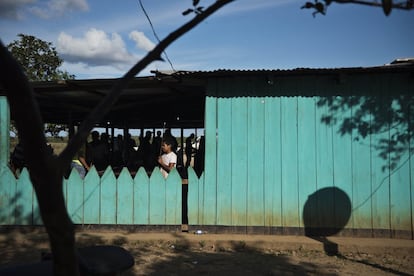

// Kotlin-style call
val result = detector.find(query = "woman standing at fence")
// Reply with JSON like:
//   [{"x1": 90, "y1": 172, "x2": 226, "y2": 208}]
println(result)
[{"x1": 158, "y1": 136, "x2": 177, "y2": 178}]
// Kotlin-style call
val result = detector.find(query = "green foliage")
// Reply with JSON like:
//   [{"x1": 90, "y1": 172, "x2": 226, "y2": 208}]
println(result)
[
  {"x1": 7, "y1": 34, "x2": 74, "y2": 81},
  {"x1": 7, "y1": 34, "x2": 73, "y2": 138}
]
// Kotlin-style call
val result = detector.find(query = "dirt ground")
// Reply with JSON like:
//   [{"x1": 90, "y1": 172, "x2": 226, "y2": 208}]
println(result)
[{"x1": 1, "y1": 229, "x2": 413, "y2": 275}]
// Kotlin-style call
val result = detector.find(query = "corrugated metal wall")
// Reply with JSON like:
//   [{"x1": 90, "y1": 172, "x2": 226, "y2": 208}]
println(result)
[{"x1": 195, "y1": 75, "x2": 413, "y2": 238}]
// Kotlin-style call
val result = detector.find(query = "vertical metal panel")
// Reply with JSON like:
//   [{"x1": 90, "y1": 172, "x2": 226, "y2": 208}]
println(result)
[
  {"x1": 231, "y1": 97, "x2": 248, "y2": 226},
  {"x1": 83, "y1": 167, "x2": 101, "y2": 224},
  {"x1": 314, "y1": 97, "x2": 335, "y2": 230},
  {"x1": 32, "y1": 196, "x2": 42, "y2": 225},
  {"x1": 32, "y1": 172, "x2": 42, "y2": 225},
  {"x1": 117, "y1": 167, "x2": 134, "y2": 224},
  {"x1": 331, "y1": 98, "x2": 353, "y2": 230},
  {"x1": 264, "y1": 97, "x2": 282, "y2": 227},
  {"x1": 188, "y1": 167, "x2": 200, "y2": 225},
  {"x1": 165, "y1": 169, "x2": 181, "y2": 225},
  {"x1": 351, "y1": 119, "x2": 373, "y2": 230},
  {"x1": 66, "y1": 168, "x2": 84, "y2": 224},
  {"x1": 281, "y1": 97, "x2": 300, "y2": 227},
  {"x1": 0, "y1": 166, "x2": 16, "y2": 225},
  {"x1": 247, "y1": 97, "x2": 265, "y2": 226},
  {"x1": 203, "y1": 95, "x2": 217, "y2": 225},
  {"x1": 134, "y1": 167, "x2": 150, "y2": 224},
  {"x1": 15, "y1": 168, "x2": 33, "y2": 225},
  {"x1": 297, "y1": 97, "x2": 317, "y2": 228},
  {"x1": 198, "y1": 171, "x2": 205, "y2": 225},
  {"x1": 390, "y1": 150, "x2": 412, "y2": 235},
  {"x1": 149, "y1": 169, "x2": 166, "y2": 224},
  {"x1": 371, "y1": 121, "x2": 391, "y2": 231},
  {"x1": 217, "y1": 97, "x2": 232, "y2": 225},
  {"x1": 100, "y1": 167, "x2": 117, "y2": 224},
  {"x1": 411, "y1": 141, "x2": 414, "y2": 238},
  {"x1": 371, "y1": 152, "x2": 391, "y2": 231},
  {"x1": 0, "y1": 97, "x2": 10, "y2": 167}
]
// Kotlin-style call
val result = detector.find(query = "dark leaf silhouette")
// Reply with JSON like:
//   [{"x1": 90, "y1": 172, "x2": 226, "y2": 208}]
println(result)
[
  {"x1": 182, "y1": 8, "x2": 194, "y2": 16},
  {"x1": 317, "y1": 95, "x2": 413, "y2": 172},
  {"x1": 382, "y1": 0, "x2": 392, "y2": 15}
]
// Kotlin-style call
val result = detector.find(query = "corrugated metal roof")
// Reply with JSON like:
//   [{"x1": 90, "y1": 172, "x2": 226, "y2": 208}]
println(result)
[{"x1": 153, "y1": 60, "x2": 414, "y2": 78}]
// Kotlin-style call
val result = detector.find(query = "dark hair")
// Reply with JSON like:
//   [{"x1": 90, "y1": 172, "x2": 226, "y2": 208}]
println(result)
[{"x1": 162, "y1": 136, "x2": 175, "y2": 146}]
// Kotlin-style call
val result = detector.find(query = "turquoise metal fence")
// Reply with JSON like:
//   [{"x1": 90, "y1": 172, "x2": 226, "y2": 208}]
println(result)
[{"x1": 0, "y1": 166, "x2": 182, "y2": 226}]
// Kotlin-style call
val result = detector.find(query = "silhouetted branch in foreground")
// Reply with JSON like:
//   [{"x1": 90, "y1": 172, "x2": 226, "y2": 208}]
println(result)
[{"x1": 0, "y1": 1, "x2": 233, "y2": 275}]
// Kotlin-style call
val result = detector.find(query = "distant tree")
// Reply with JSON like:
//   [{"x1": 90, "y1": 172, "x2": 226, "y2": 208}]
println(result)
[
  {"x1": 7, "y1": 34, "x2": 74, "y2": 81},
  {"x1": 7, "y1": 34, "x2": 73, "y2": 138}
]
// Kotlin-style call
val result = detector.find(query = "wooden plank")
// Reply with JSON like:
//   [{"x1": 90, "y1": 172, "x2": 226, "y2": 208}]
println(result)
[
  {"x1": 0, "y1": 166, "x2": 16, "y2": 225},
  {"x1": 231, "y1": 97, "x2": 248, "y2": 226},
  {"x1": 390, "y1": 150, "x2": 412, "y2": 236},
  {"x1": 411, "y1": 141, "x2": 414, "y2": 239},
  {"x1": 198, "y1": 171, "x2": 205, "y2": 225},
  {"x1": 281, "y1": 97, "x2": 299, "y2": 228},
  {"x1": 370, "y1": 103, "x2": 391, "y2": 233},
  {"x1": 149, "y1": 169, "x2": 166, "y2": 225},
  {"x1": 0, "y1": 97, "x2": 10, "y2": 167},
  {"x1": 389, "y1": 97, "x2": 412, "y2": 236},
  {"x1": 32, "y1": 170, "x2": 42, "y2": 225},
  {"x1": 247, "y1": 97, "x2": 265, "y2": 226},
  {"x1": 187, "y1": 167, "x2": 200, "y2": 225},
  {"x1": 351, "y1": 114, "x2": 373, "y2": 231},
  {"x1": 297, "y1": 97, "x2": 317, "y2": 229},
  {"x1": 165, "y1": 169, "x2": 181, "y2": 225},
  {"x1": 331, "y1": 97, "x2": 353, "y2": 231},
  {"x1": 134, "y1": 167, "x2": 150, "y2": 225},
  {"x1": 15, "y1": 168, "x2": 33, "y2": 225},
  {"x1": 314, "y1": 96, "x2": 335, "y2": 231},
  {"x1": 83, "y1": 167, "x2": 100, "y2": 224},
  {"x1": 66, "y1": 168, "x2": 84, "y2": 224},
  {"x1": 216, "y1": 97, "x2": 232, "y2": 225},
  {"x1": 264, "y1": 96, "x2": 282, "y2": 228},
  {"x1": 203, "y1": 95, "x2": 217, "y2": 225},
  {"x1": 117, "y1": 167, "x2": 134, "y2": 224},
  {"x1": 100, "y1": 167, "x2": 117, "y2": 224}
]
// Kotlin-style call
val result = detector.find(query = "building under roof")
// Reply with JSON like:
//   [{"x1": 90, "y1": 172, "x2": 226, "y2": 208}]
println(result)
[{"x1": 1, "y1": 60, "x2": 413, "y2": 131}]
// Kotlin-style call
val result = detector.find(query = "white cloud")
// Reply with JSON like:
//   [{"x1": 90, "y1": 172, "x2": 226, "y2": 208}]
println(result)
[
  {"x1": 0, "y1": 0, "x2": 35, "y2": 20},
  {"x1": 30, "y1": 0, "x2": 89, "y2": 19},
  {"x1": 129, "y1": 31, "x2": 155, "y2": 52},
  {"x1": 57, "y1": 28, "x2": 136, "y2": 69}
]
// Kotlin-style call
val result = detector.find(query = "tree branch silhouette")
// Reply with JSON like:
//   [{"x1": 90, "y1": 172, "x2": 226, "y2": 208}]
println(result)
[
  {"x1": 0, "y1": 0, "x2": 233, "y2": 275},
  {"x1": 302, "y1": 0, "x2": 414, "y2": 16}
]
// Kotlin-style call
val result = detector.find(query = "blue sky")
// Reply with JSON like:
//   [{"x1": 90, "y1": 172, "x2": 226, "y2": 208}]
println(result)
[{"x1": 0, "y1": 0, "x2": 413, "y2": 79}]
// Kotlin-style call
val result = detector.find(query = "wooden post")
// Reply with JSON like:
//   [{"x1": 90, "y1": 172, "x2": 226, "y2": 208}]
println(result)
[{"x1": 0, "y1": 96, "x2": 10, "y2": 167}]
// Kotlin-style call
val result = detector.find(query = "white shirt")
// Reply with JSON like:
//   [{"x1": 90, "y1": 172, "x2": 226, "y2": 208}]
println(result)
[{"x1": 160, "y1": 151, "x2": 177, "y2": 178}]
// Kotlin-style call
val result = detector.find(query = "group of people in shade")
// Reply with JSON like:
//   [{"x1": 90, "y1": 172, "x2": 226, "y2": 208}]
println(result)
[
  {"x1": 10, "y1": 129, "x2": 205, "y2": 228},
  {"x1": 70, "y1": 129, "x2": 205, "y2": 179},
  {"x1": 9, "y1": 129, "x2": 205, "y2": 180}
]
